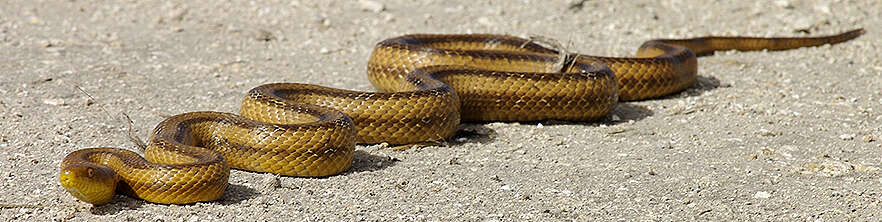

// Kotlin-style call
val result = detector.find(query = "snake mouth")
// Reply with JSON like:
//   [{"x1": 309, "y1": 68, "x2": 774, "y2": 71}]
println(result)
[
  {"x1": 63, "y1": 186, "x2": 81, "y2": 196},
  {"x1": 59, "y1": 175, "x2": 72, "y2": 187},
  {"x1": 60, "y1": 172, "x2": 91, "y2": 203},
  {"x1": 61, "y1": 185, "x2": 89, "y2": 202},
  {"x1": 59, "y1": 170, "x2": 81, "y2": 196}
]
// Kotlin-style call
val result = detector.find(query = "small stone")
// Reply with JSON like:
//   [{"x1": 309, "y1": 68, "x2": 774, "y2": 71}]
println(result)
[
  {"x1": 168, "y1": 8, "x2": 188, "y2": 22},
  {"x1": 862, "y1": 135, "x2": 875, "y2": 143},
  {"x1": 490, "y1": 175, "x2": 502, "y2": 182},
  {"x1": 187, "y1": 215, "x2": 199, "y2": 222},
  {"x1": 813, "y1": 2, "x2": 831, "y2": 14},
  {"x1": 753, "y1": 191, "x2": 772, "y2": 199},
  {"x1": 358, "y1": 0, "x2": 384, "y2": 13},
  {"x1": 611, "y1": 114, "x2": 621, "y2": 121},
  {"x1": 448, "y1": 157, "x2": 459, "y2": 165},
  {"x1": 46, "y1": 47, "x2": 65, "y2": 55},
  {"x1": 657, "y1": 142, "x2": 674, "y2": 149},
  {"x1": 561, "y1": 189, "x2": 573, "y2": 196},
  {"x1": 567, "y1": 0, "x2": 588, "y2": 11},
  {"x1": 774, "y1": 0, "x2": 794, "y2": 9},
  {"x1": 226, "y1": 24, "x2": 242, "y2": 33},
  {"x1": 758, "y1": 129, "x2": 775, "y2": 137},
  {"x1": 262, "y1": 175, "x2": 281, "y2": 191},
  {"x1": 382, "y1": 14, "x2": 395, "y2": 22},
  {"x1": 476, "y1": 17, "x2": 493, "y2": 27},
  {"x1": 839, "y1": 134, "x2": 855, "y2": 140},
  {"x1": 253, "y1": 29, "x2": 274, "y2": 41},
  {"x1": 43, "y1": 99, "x2": 66, "y2": 106},
  {"x1": 499, "y1": 184, "x2": 512, "y2": 191}
]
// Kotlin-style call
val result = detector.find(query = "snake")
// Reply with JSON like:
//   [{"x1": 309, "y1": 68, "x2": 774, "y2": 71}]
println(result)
[{"x1": 59, "y1": 29, "x2": 864, "y2": 205}]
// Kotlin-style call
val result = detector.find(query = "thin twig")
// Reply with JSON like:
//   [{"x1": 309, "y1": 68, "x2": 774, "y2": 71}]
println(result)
[
  {"x1": 527, "y1": 35, "x2": 577, "y2": 73},
  {"x1": 0, "y1": 203, "x2": 48, "y2": 209},
  {"x1": 74, "y1": 85, "x2": 146, "y2": 151}
]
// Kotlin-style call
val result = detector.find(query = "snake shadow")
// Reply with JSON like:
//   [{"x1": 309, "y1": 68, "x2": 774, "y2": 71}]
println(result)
[
  {"x1": 344, "y1": 150, "x2": 400, "y2": 174},
  {"x1": 212, "y1": 151, "x2": 399, "y2": 203},
  {"x1": 661, "y1": 75, "x2": 724, "y2": 100},
  {"x1": 685, "y1": 75, "x2": 724, "y2": 98},
  {"x1": 528, "y1": 102, "x2": 655, "y2": 128},
  {"x1": 88, "y1": 196, "x2": 145, "y2": 215},
  {"x1": 87, "y1": 183, "x2": 258, "y2": 214},
  {"x1": 420, "y1": 75, "x2": 722, "y2": 144},
  {"x1": 608, "y1": 103, "x2": 655, "y2": 124},
  {"x1": 440, "y1": 102, "x2": 660, "y2": 143},
  {"x1": 448, "y1": 124, "x2": 498, "y2": 145},
  {"x1": 593, "y1": 75, "x2": 720, "y2": 125},
  {"x1": 200, "y1": 150, "x2": 400, "y2": 204},
  {"x1": 216, "y1": 183, "x2": 259, "y2": 205}
]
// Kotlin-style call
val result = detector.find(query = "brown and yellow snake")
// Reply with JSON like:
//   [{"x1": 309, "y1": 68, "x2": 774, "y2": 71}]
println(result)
[{"x1": 60, "y1": 29, "x2": 864, "y2": 205}]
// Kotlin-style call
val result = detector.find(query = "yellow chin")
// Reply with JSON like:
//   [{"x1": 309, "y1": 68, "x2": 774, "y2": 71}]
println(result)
[{"x1": 62, "y1": 186, "x2": 111, "y2": 205}]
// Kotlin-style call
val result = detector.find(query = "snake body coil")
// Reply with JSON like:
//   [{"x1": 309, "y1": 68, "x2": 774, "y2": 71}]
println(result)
[{"x1": 60, "y1": 29, "x2": 864, "y2": 205}]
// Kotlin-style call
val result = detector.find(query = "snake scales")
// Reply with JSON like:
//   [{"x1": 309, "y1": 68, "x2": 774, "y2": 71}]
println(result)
[{"x1": 60, "y1": 29, "x2": 864, "y2": 205}]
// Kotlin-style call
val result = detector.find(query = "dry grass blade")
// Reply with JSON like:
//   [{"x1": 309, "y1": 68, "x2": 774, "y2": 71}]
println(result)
[
  {"x1": 525, "y1": 35, "x2": 579, "y2": 73},
  {"x1": 74, "y1": 85, "x2": 147, "y2": 151}
]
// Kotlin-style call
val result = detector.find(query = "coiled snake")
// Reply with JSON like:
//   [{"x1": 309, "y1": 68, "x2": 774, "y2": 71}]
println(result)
[{"x1": 60, "y1": 29, "x2": 864, "y2": 205}]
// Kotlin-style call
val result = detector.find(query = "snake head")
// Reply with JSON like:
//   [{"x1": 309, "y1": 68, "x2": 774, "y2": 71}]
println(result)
[{"x1": 59, "y1": 163, "x2": 118, "y2": 205}]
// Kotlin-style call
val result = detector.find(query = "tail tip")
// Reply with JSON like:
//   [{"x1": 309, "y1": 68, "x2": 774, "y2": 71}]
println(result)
[{"x1": 846, "y1": 28, "x2": 866, "y2": 37}]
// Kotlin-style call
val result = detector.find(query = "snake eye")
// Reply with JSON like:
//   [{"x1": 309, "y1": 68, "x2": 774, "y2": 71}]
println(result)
[{"x1": 87, "y1": 167, "x2": 95, "y2": 178}]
